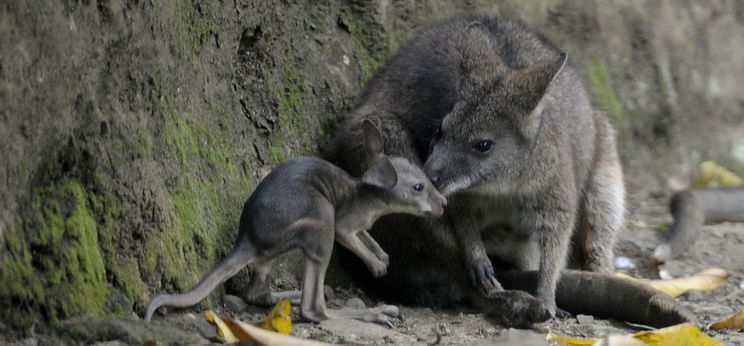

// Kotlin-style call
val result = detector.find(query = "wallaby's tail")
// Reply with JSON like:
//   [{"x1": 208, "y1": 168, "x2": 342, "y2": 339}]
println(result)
[
  {"x1": 144, "y1": 244, "x2": 255, "y2": 322},
  {"x1": 498, "y1": 270, "x2": 698, "y2": 328},
  {"x1": 654, "y1": 186, "x2": 744, "y2": 261}
]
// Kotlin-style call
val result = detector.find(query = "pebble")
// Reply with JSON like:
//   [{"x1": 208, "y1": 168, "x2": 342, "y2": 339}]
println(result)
[
  {"x1": 318, "y1": 318, "x2": 415, "y2": 344},
  {"x1": 685, "y1": 289, "x2": 704, "y2": 301},
  {"x1": 576, "y1": 314, "x2": 595, "y2": 325},
  {"x1": 223, "y1": 295, "x2": 248, "y2": 312},
  {"x1": 324, "y1": 285, "x2": 335, "y2": 300},
  {"x1": 345, "y1": 297, "x2": 366, "y2": 309}
]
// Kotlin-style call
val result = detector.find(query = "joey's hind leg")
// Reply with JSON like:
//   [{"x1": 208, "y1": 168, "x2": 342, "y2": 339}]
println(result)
[{"x1": 245, "y1": 260, "x2": 301, "y2": 306}]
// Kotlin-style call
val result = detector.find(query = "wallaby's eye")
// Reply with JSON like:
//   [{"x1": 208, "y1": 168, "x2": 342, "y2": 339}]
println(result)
[
  {"x1": 413, "y1": 183, "x2": 424, "y2": 192},
  {"x1": 473, "y1": 139, "x2": 494, "y2": 153}
]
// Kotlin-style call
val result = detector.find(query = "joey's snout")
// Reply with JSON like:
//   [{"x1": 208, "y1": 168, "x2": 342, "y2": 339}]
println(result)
[{"x1": 424, "y1": 191, "x2": 447, "y2": 217}]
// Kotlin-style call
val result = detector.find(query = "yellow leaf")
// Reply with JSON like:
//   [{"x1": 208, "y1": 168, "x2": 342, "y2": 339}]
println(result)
[
  {"x1": 647, "y1": 268, "x2": 729, "y2": 297},
  {"x1": 708, "y1": 307, "x2": 744, "y2": 331},
  {"x1": 694, "y1": 161, "x2": 742, "y2": 187},
  {"x1": 615, "y1": 268, "x2": 729, "y2": 297},
  {"x1": 546, "y1": 331, "x2": 598, "y2": 345},
  {"x1": 259, "y1": 298, "x2": 292, "y2": 335},
  {"x1": 205, "y1": 310, "x2": 241, "y2": 343},
  {"x1": 632, "y1": 324, "x2": 721, "y2": 346},
  {"x1": 233, "y1": 319, "x2": 337, "y2": 346}
]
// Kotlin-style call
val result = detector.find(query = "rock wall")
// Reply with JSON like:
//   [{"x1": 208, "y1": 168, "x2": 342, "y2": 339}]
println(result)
[{"x1": 1, "y1": 0, "x2": 743, "y2": 331}]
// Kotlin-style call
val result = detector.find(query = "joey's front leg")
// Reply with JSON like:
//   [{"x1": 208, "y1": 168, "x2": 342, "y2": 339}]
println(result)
[
  {"x1": 451, "y1": 212, "x2": 502, "y2": 296},
  {"x1": 336, "y1": 227, "x2": 388, "y2": 277},
  {"x1": 358, "y1": 230, "x2": 389, "y2": 266}
]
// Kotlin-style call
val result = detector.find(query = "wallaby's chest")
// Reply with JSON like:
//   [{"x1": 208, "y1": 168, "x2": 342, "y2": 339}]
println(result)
[{"x1": 459, "y1": 195, "x2": 541, "y2": 270}]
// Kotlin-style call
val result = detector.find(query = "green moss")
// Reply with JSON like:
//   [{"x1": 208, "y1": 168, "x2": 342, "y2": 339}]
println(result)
[
  {"x1": 0, "y1": 181, "x2": 108, "y2": 321},
  {"x1": 267, "y1": 145, "x2": 287, "y2": 163},
  {"x1": 586, "y1": 58, "x2": 625, "y2": 126},
  {"x1": 278, "y1": 72, "x2": 305, "y2": 121},
  {"x1": 338, "y1": 12, "x2": 387, "y2": 85},
  {"x1": 174, "y1": 0, "x2": 217, "y2": 60}
]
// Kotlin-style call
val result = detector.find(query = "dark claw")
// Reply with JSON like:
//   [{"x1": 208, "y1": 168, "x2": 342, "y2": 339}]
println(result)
[{"x1": 555, "y1": 308, "x2": 572, "y2": 319}]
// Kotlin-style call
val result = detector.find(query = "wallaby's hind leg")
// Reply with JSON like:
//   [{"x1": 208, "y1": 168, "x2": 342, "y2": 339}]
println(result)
[{"x1": 577, "y1": 123, "x2": 625, "y2": 272}]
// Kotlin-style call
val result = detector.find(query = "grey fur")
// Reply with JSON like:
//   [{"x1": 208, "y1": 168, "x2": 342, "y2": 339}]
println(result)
[
  {"x1": 653, "y1": 185, "x2": 744, "y2": 262},
  {"x1": 145, "y1": 120, "x2": 446, "y2": 325},
  {"x1": 332, "y1": 15, "x2": 625, "y2": 326}
]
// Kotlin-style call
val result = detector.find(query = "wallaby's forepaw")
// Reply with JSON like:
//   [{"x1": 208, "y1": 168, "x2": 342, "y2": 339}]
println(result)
[
  {"x1": 483, "y1": 291, "x2": 552, "y2": 328},
  {"x1": 377, "y1": 251, "x2": 390, "y2": 267},
  {"x1": 469, "y1": 256, "x2": 503, "y2": 296}
]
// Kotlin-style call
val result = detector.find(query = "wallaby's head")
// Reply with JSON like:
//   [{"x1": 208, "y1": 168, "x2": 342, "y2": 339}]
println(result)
[
  {"x1": 424, "y1": 22, "x2": 567, "y2": 196},
  {"x1": 360, "y1": 119, "x2": 447, "y2": 217}
]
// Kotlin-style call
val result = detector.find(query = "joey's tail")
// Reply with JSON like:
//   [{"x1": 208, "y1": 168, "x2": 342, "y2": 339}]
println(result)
[
  {"x1": 498, "y1": 270, "x2": 698, "y2": 328},
  {"x1": 144, "y1": 243, "x2": 255, "y2": 321},
  {"x1": 654, "y1": 186, "x2": 744, "y2": 261}
]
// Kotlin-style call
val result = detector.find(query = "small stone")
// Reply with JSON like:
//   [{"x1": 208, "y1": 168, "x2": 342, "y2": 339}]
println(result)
[
  {"x1": 324, "y1": 285, "x2": 335, "y2": 301},
  {"x1": 576, "y1": 314, "x2": 595, "y2": 325},
  {"x1": 614, "y1": 256, "x2": 636, "y2": 270},
  {"x1": 345, "y1": 297, "x2": 366, "y2": 309},
  {"x1": 684, "y1": 289, "x2": 704, "y2": 301},
  {"x1": 223, "y1": 295, "x2": 248, "y2": 312}
]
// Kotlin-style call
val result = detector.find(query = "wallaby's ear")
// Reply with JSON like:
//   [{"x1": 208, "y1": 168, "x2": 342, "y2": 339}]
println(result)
[
  {"x1": 509, "y1": 51, "x2": 567, "y2": 105},
  {"x1": 362, "y1": 119, "x2": 384, "y2": 159},
  {"x1": 362, "y1": 158, "x2": 398, "y2": 189},
  {"x1": 511, "y1": 52, "x2": 567, "y2": 139},
  {"x1": 459, "y1": 22, "x2": 508, "y2": 80}
]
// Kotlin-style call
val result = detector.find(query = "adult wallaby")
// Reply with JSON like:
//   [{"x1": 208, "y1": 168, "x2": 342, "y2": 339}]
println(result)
[
  {"x1": 332, "y1": 15, "x2": 632, "y2": 327},
  {"x1": 145, "y1": 120, "x2": 446, "y2": 326}
]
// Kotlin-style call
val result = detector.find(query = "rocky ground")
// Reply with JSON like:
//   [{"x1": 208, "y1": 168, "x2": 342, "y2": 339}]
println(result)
[{"x1": 5, "y1": 188, "x2": 744, "y2": 345}]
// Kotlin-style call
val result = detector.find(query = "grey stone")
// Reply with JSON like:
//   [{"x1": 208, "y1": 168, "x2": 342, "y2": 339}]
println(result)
[
  {"x1": 576, "y1": 314, "x2": 595, "y2": 325},
  {"x1": 318, "y1": 318, "x2": 415, "y2": 344},
  {"x1": 345, "y1": 297, "x2": 366, "y2": 309},
  {"x1": 223, "y1": 294, "x2": 248, "y2": 312}
]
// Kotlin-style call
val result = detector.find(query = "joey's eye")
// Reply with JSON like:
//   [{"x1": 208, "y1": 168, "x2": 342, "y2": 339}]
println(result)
[
  {"x1": 413, "y1": 183, "x2": 424, "y2": 192},
  {"x1": 473, "y1": 139, "x2": 494, "y2": 153}
]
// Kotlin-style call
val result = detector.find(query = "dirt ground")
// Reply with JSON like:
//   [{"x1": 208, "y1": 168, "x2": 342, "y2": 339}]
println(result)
[{"x1": 7, "y1": 188, "x2": 743, "y2": 345}]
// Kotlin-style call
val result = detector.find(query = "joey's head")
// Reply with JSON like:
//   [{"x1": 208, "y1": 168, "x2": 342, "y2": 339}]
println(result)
[
  {"x1": 360, "y1": 119, "x2": 447, "y2": 217},
  {"x1": 424, "y1": 22, "x2": 566, "y2": 196}
]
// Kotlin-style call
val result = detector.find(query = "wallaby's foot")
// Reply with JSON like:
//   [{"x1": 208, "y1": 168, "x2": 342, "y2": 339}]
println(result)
[
  {"x1": 469, "y1": 256, "x2": 503, "y2": 296},
  {"x1": 477, "y1": 290, "x2": 552, "y2": 328},
  {"x1": 377, "y1": 251, "x2": 390, "y2": 267}
]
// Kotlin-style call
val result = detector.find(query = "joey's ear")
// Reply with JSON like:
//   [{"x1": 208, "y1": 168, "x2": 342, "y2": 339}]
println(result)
[
  {"x1": 362, "y1": 119, "x2": 384, "y2": 159},
  {"x1": 362, "y1": 158, "x2": 398, "y2": 189},
  {"x1": 459, "y1": 22, "x2": 509, "y2": 81}
]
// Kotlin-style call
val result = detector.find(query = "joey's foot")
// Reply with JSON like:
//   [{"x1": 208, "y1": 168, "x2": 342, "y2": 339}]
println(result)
[
  {"x1": 469, "y1": 256, "x2": 503, "y2": 296},
  {"x1": 366, "y1": 259, "x2": 388, "y2": 278},
  {"x1": 377, "y1": 251, "x2": 389, "y2": 267},
  {"x1": 328, "y1": 304, "x2": 400, "y2": 327},
  {"x1": 482, "y1": 291, "x2": 552, "y2": 328}
]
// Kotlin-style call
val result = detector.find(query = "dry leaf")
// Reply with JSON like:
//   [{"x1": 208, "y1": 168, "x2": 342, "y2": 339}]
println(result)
[
  {"x1": 708, "y1": 307, "x2": 744, "y2": 331},
  {"x1": 259, "y1": 298, "x2": 292, "y2": 334},
  {"x1": 633, "y1": 324, "x2": 721, "y2": 346},
  {"x1": 548, "y1": 324, "x2": 720, "y2": 346},
  {"x1": 205, "y1": 310, "x2": 242, "y2": 343},
  {"x1": 233, "y1": 319, "x2": 337, "y2": 346},
  {"x1": 615, "y1": 267, "x2": 729, "y2": 297},
  {"x1": 694, "y1": 161, "x2": 742, "y2": 187},
  {"x1": 546, "y1": 331, "x2": 598, "y2": 345}
]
